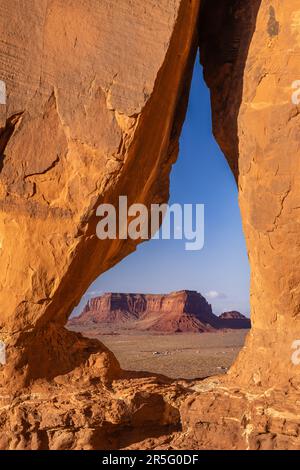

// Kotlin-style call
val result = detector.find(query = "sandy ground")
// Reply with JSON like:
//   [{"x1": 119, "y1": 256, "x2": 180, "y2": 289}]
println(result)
[{"x1": 69, "y1": 326, "x2": 248, "y2": 379}]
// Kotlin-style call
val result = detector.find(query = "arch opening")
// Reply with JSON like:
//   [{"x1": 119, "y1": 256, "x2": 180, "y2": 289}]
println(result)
[{"x1": 68, "y1": 54, "x2": 251, "y2": 381}]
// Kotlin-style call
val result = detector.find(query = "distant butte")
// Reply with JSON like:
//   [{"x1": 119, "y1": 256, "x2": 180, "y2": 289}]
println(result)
[
  {"x1": 218, "y1": 311, "x2": 251, "y2": 329},
  {"x1": 68, "y1": 291, "x2": 251, "y2": 333}
]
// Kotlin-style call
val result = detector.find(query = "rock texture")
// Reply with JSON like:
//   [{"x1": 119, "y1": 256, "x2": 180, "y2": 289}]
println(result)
[
  {"x1": 0, "y1": 0, "x2": 299, "y2": 451},
  {"x1": 69, "y1": 291, "x2": 219, "y2": 333},
  {"x1": 0, "y1": 0, "x2": 203, "y2": 450},
  {"x1": 0, "y1": 0, "x2": 200, "y2": 386},
  {"x1": 200, "y1": 0, "x2": 300, "y2": 387},
  {"x1": 176, "y1": 0, "x2": 300, "y2": 450}
]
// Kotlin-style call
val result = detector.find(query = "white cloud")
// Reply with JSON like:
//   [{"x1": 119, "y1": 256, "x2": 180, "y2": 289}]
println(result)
[
  {"x1": 205, "y1": 290, "x2": 227, "y2": 300},
  {"x1": 85, "y1": 290, "x2": 103, "y2": 297}
]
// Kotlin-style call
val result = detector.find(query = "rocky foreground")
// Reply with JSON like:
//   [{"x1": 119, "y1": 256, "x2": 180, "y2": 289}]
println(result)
[{"x1": 69, "y1": 291, "x2": 251, "y2": 333}]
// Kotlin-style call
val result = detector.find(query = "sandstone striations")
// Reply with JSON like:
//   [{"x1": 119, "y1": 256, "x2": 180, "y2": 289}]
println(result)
[
  {"x1": 0, "y1": 0, "x2": 200, "y2": 385},
  {"x1": 0, "y1": 0, "x2": 299, "y2": 451}
]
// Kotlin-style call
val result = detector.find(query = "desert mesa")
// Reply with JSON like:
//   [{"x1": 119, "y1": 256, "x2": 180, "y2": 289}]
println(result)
[{"x1": 69, "y1": 290, "x2": 251, "y2": 333}]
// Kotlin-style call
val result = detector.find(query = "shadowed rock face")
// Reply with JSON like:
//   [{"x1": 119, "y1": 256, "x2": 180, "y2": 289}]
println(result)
[
  {"x1": 218, "y1": 312, "x2": 251, "y2": 329},
  {"x1": 0, "y1": 0, "x2": 299, "y2": 451},
  {"x1": 200, "y1": 0, "x2": 300, "y2": 389},
  {"x1": 177, "y1": 0, "x2": 300, "y2": 450},
  {"x1": 219, "y1": 312, "x2": 247, "y2": 320}
]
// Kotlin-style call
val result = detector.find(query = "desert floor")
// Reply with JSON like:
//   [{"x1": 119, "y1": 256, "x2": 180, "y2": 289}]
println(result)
[{"x1": 69, "y1": 326, "x2": 248, "y2": 379}]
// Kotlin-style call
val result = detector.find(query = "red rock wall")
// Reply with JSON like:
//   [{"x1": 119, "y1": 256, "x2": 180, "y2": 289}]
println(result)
[
  {"x1": 200, "y1": 0, "x2": 300, "y2": 388},
  {"x1": 72, "y1": 290, "x2": 216, "y2": 331}
]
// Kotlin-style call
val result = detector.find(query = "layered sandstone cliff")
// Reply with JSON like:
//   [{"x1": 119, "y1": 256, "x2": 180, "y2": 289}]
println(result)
[
  {"x1": 70, "y1": 290, "x2": 218, "y2": 332},
  {"x1": 69, "y1": 291, "x2": 250, "y2": 332}
]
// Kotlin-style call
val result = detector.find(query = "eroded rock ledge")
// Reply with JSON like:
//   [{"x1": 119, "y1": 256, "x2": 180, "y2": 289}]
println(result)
[{"x1": 0, "y1": 0, "x2": 299, "y2": 450}]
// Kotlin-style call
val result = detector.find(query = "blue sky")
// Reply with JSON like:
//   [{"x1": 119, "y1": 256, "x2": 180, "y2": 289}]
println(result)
[{"x1": 72, "y1": 56, "x2": 250, "y2": 317}]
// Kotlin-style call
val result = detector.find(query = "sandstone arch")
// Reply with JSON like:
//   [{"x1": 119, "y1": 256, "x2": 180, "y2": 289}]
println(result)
[{"x1": 0, "y1": 0, "x2": 299, "y2": 450}]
